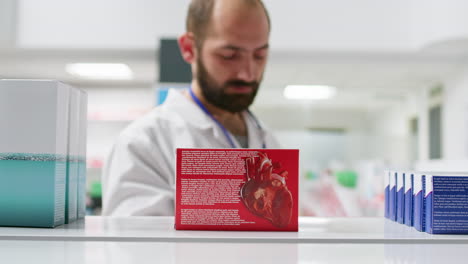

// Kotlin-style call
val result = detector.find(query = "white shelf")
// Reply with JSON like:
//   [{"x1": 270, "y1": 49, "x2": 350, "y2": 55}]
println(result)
[
  {"x1": 4, "y1": 240, "x2": 465, "y2": 264},
  {"x1": 1, "y1": 217, "x2": 468, "y2": 264},
  {"x1": 1, "y1": 217, "x2": 467, "y2": 244}
]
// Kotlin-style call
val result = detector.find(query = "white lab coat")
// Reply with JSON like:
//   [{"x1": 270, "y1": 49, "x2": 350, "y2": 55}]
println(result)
[{"x1": 102, "y1": 89, "x2": 281, "y2": 216}]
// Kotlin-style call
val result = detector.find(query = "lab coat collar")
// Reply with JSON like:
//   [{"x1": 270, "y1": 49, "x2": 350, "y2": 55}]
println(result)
[
  {"x1": 163, "y1": 89, "x2": 264, "y2": 148},
  {"x1": 162, "y1": 88, "x2": 214, "y2": 130}
]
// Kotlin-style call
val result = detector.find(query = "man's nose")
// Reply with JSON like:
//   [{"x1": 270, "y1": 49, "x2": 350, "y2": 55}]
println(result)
[{"x1": 236, "y1": 58, "x2": 256, "y2": 82}]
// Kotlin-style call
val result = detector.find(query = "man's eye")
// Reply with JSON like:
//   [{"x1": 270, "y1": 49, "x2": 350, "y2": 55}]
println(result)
[
  {"x1": 254, "y1": 54, "x2": 266, "y2": 60},
  {"x1": 219, "y1": 53, "x2": 236, "y2": 60},
  {"x1": 254, "y1": 51, "x2": 267, "y2": 60}
]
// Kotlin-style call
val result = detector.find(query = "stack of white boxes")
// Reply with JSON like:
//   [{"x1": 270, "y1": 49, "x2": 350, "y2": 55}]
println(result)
[
  {"x1": 385, "y1": 170, "x2": 468, "y2": 234},
  {"x1": 0, "y1": 79, "x2": 87, "y2": 227}
]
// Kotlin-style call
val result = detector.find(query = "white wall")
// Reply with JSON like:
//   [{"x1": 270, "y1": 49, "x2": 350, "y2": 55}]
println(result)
[
  {"x1": 0, "y1": 0, "x2": 16, "y2": 48},
  {"x1": 365, "y1": 102, "x2": 412, "y2": 168},
  {"x1": 406, "y1": 68, "x2": 468, "y2": 163},
  {"x1": 17, "y1": 0, "x2": 190, "y2": 49},
  {"x1": 17, "y1": 0, "x2": 412, "y2": 51},
  {"x1": 17, "y1": 0, "x2": 468, "y2": 52},
  {"x1": 410, "y1": 0, "x2": 468, "y2": 50},
  {"x1": 266, "y1": 0, "x2": 411, "y2": 51},
  {"x1": 443, "y1": 67, "x2": 468, "y2": 159},
  {"x1": 367, "y1": 65, "x2": 468, "y2": 168},
  {"x1": 410, "y1": 89, "x2": 430, "y2": 161}
]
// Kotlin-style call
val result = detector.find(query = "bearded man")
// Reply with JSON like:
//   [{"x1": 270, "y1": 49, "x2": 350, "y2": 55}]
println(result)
[{"x1": 103, "y1": 0, "x2": 279, "y2": 216}]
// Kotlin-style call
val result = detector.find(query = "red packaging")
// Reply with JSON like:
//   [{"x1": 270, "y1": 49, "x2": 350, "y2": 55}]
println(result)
[{"x1": 175, "y1": 149, "x2": 299, "y2": 231}]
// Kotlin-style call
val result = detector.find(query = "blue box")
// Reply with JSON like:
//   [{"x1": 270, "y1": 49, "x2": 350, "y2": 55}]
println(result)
[
  {"x1": 425, "y1": 173, "x2": 468, "y2": 234},
  {"x1": 413, "y1": 173, "x2": 426, "y2": 232},
  {"x1": 404, "y1": 172, "x2": 414, "y2": 226},
  {"x1": 384, "y1": 170, "x2": 390, "y2": 219},
  {"x1": 397, "y1": 171, "x2": 405, "y2": 224},
  {"x1": 389, "y1": 171, "x2": 397, "y2": 221}
]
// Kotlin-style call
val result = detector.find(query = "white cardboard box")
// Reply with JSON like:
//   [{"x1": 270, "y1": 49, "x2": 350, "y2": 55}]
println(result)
[{"x1": 0, "y1": 79, "x2": 70, "y2": 227}]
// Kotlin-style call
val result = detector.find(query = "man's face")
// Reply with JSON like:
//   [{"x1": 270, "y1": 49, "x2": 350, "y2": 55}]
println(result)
[
  {"x1": 194, "y1": 2, "x2": 270, "y2": 113},
  {"x1": 196, "y1": 55, "x2": 260, "y2": 113}
]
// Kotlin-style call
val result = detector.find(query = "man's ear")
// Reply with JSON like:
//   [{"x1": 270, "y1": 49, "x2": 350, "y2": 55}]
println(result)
[{"x1": 178, "y1": 32, "x2": 196, "y2": 64}]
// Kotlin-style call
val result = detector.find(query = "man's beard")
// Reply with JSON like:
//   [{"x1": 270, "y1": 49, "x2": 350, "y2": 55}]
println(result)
[{"x1": 196, "y1": 57, "x2": 260, "y2": 113}]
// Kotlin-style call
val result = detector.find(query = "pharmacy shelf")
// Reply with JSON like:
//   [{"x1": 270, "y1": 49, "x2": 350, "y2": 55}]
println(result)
[
  {"x1": 1, "y1": 217, "x2": 468, "y2": 244},
  {"x1": 2, "y1": 217, "x2": 468, "y2": 264},
  {"x1": 2, "y1": 240, "x2": 455, "y2": 264}
]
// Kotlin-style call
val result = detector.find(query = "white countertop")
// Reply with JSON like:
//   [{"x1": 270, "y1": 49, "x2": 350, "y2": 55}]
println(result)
[
  {"x1": 0, "y1": 240, "x2": 387, "y2": 264},
  {"x1": 2, "y1": 217, "x2": 468, "y2": 264},
  {"x1": 1, "y1": 216, "x2": 467, "y2": 243},
  {"x1": 1, "y1": 239, "x2": 468, "y2": 264}
]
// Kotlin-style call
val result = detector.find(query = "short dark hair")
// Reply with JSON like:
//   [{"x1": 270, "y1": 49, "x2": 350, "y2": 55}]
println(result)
[{"x1": 186, "y1": 0, "x2": 271, "y2": 48}]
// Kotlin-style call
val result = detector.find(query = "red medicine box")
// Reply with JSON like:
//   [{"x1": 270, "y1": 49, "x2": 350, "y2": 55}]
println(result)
[{"x1": 175, "y1": 149, "x2": 299, "y2": 231}]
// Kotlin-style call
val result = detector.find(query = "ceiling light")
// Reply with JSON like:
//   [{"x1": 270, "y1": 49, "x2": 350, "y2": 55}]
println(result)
[
  {"x1": 66, "y1": 63, "x2": 133, "y2": 80},
  {"x1": 284, "y1": 85, "x2": 337, "y2": 100}
]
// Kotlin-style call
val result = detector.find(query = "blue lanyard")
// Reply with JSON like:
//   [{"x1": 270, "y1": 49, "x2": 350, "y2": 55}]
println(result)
[{"x1": 189, "y1": 88, "x2": 266, "y2": 149}]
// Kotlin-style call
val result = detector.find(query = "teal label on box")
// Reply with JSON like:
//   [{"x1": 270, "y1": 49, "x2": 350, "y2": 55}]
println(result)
[
  {"x1": 77, "y1": 159, "x2": 86, "y2": 219},
  {"x1": 0, "y1": 153, "x2": 66, "y2": 227},
  {"x1": 65, "y1": 156, "x2": 79, "y2": 223}
]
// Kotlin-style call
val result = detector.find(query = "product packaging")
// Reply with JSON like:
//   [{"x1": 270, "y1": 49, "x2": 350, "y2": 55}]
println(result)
[
  {"x1": 77, "y1": 89, "x2": 87, "y2": 219},
  {"x1": 65, "y1": 88, "x2": 80, "y2": 224},
  {"x1": 404, "y1": 172, "x2": 414, "y2": 226},
  {"x1": 384, "y1": 170, "x2": 390, "y2": 219},
  {"x1": 413, "y1": 173, "x2": 426, "y2": 232},
  {"x1": 175, "y1": 149, "x2": 299, "y2": 231},
  {"x1": 0, "y1": 80, "x2": 69, "y2": 227},
  {"x1": 389, "y1": 171, "x2": 397, "y2": 221},
  {"x1": 424, "y1": 173, "x2": 468, "y2": 234},
  {"x1": 397, "y1": 171, "x2": 405, "y2": 224}
]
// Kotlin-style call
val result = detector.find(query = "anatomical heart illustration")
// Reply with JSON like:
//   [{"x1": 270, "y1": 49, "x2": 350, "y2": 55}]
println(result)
[
  {"x1": 175, "y1": 148, "x2": 298, "y2": 231},
  {"x1": 241, "y1": 152, "x2": 293, "y2": 227}
]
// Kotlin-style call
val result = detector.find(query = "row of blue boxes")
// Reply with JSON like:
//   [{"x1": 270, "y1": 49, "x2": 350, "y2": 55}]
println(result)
[{"x1": 385, "y1": 171, "x2": 468, "y2": 234}]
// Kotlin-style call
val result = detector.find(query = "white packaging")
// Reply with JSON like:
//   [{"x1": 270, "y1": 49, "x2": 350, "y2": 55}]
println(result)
[
  {"x1": 65, "y1": 88, "x2": 80, "y2": 223},
  {"x1": 0, "y1": 79, "x2": 69, "y2": 227},
  {"x1": 77, "y1": 89, "x2": 87, "y2": 219}
]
